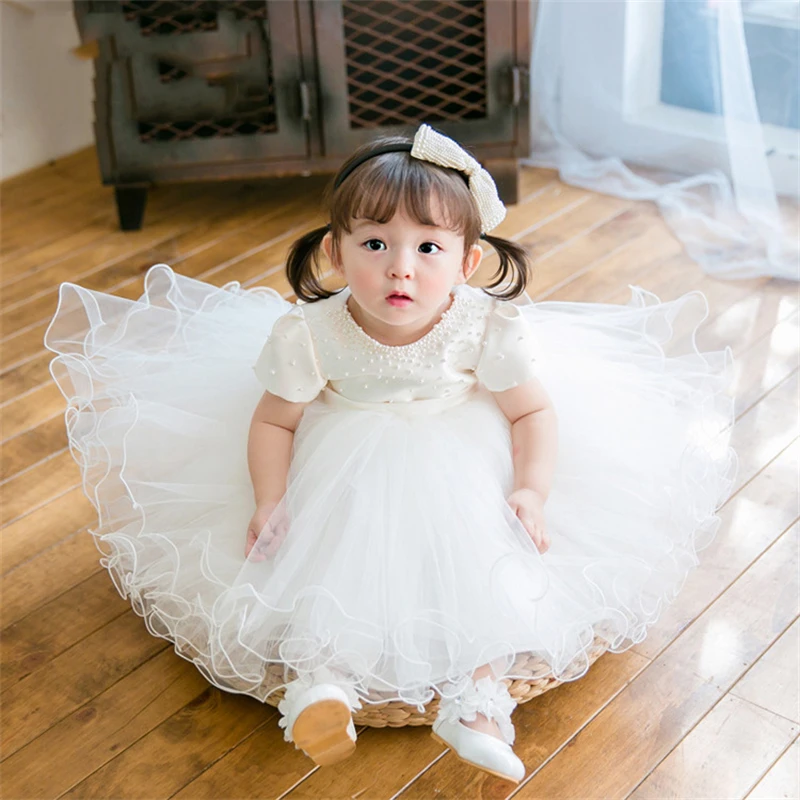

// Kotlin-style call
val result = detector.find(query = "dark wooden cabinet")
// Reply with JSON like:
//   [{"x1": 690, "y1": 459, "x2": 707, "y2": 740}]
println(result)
[{"x1": 74, "y1": 0, "x2": 530, "y2": 230}]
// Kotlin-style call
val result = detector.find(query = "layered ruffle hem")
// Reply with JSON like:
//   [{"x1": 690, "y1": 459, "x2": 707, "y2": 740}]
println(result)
[{"x1": 44, "y1": 265, "x2": 737, "y2": 711}]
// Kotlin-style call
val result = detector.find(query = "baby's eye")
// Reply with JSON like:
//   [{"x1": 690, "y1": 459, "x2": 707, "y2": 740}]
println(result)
[
  {"x1": 363, "y1": 239, "x2": 386, "y2": 252},
  {"x1": 418, "y1": 242, "x2": 441, "y2": 254}
]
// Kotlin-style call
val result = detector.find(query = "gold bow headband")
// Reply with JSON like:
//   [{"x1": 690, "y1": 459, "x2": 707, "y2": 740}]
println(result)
[{"x1": 332, "y1": 124, "x2": 507, "y2": 235}]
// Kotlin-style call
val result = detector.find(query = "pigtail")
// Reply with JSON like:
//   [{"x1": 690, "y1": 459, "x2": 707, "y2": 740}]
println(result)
[
  {"x1": 285, "y1": 225, "x2": 340, "y2": 303},
  {"x1": 481, "y1": 234, "x2": 532, "y2": 301}
]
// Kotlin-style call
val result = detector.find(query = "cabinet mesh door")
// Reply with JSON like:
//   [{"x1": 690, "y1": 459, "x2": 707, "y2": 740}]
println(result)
[
  {"x1": 118, "y1": 0, "x2": 277, "y2": 142},
  {"x1": 342, "y1": 0, "x2": 487, "y2": 129}
]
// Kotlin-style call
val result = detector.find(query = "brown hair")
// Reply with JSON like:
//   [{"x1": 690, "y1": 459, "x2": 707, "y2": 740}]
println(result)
[{"x1": 286, "y1": 135, "x2": 531, "y2": 302}]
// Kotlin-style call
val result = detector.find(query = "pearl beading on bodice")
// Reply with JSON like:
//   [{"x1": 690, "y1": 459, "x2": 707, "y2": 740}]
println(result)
[
  {"x1": 303, "y1": 287, "x2": 490, "y2": 402},
  {"x1": 334, "y1": 289, "x2": 470, "y2": 358}
]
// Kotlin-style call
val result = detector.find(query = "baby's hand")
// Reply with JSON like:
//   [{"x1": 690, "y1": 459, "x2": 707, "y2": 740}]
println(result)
[
  {"x1": 507, "y1": 488, "x2": 550, "y2": 554},
  {"x1": 245, "y1": 501, "x2": 289, "y2": 561}
]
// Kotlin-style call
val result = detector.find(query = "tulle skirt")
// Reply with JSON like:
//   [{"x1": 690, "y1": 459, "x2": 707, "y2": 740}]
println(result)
[{"x1": 44, "y1": 264, "x2": 737, "y2": 710}]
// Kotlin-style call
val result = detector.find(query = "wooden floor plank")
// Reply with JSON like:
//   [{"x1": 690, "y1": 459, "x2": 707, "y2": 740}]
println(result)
[
  {"x1": 631, "y1": 440, "x2": 798, "y2": 660},
  {"x1": 695, "y1": 283, "x2": 799, "y2": 355},
  {"x1": 0, "y1": 150, "x2": 105, "y2": 253},
  {"x1": 523, "y1": 193, "x2": 632, "y2": 258},
  {"x1": 0, "y1": 649, "x2": 211, "y2": 799},
  {"x1": 1, "y1": 179, "x2": 238, "y2": 284},
  {"x1": 732, "y1": 312, "x2": 799, "y2": 414},
  {"x1": 0, "y1": 352, "x2": 52, "y2": 404},
  {"x1": 1, "y1": 413, "x2": 67, "y2": 480},
  {"x1": 1, "y1": 449, "x2": 81, "y2": 526},
  {"x1": 746, "y1": 737, "x2": 800, "y2": 800},
  {"x1": 0, "y1": 178, "x2": 241, "y2": 284},
  {"x1": 604, "y1": 252, "x2": 769, "y2": 308},
  {"x1": 529, "y1": 208, "x2": 663, "y2": 299},
  {"x1": 0, "y1": 486, "x2": 92, "y2": 575},
  {"x1": 1, "y1": 180, "x2": 246, "y2": 315},
  {"x1": 542, "y1": 225, "x2": 684, "y2": 302},
  {"x1": 726, "y1": 373, "x2": 798, "y2": 496},
  {"x1": 2, "y1": 382, "x2": 64, "y2": 442},
  {"x1": 1, "y1": 610, "x2": 169, "y2": 758},
  {"x1": 628, "y1": 692, "x2": 799, "y2": 800},
  {"x1": 1, "y1": 184, "x2": 112, "y2": 258},
  {"x1": 0, "y1": 199, "x2": 330, "y2": 441},
  {"x1": 1, "y1": 183, "x2": 184, "y2": 268},
  {"x1": 730, "y1": 617, "x2": 800, "y2": 724},
  {"x1": 1, "y1": 570, "x2": 125, "y2": 692},
  {"x1": 61, "y1": 688, "x2": 273, "y2": 799},
  {"x1": 1, "y1": 525, "x2": 102, "y2": 628},
  {"x1": 170, "y1": 718, "x2": 429, "y2": 800},
  {"x1": 0, "y1": 147, "x2": 98, "y2": 199},
  {"x1": 2, "y1": 206, "x2": 119, "y2": 282},
  {"x1": 1, "y1": 185, "x2": 171, "y2": 284}
]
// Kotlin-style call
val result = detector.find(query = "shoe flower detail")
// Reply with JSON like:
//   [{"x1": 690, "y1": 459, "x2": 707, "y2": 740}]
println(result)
[
  {"x1": 437, "y1": 675, "x2": 517, "y2": 745},
  {"x1": 277, "y1": 715, "x2": 293, "y2": 741},
  {"x1": 277, "y1": 678, "x2": 310, "y2": 742}
]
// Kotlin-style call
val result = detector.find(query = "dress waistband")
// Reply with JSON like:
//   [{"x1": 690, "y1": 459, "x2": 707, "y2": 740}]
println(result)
[{"x1": 320, "y1": 385, "x2": 477, "y2": 416}]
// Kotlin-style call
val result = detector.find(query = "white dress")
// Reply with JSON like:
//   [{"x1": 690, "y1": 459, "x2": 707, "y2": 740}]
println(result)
[{"x1": 45, "y1": 264, "x2": 737, "y2": 711}]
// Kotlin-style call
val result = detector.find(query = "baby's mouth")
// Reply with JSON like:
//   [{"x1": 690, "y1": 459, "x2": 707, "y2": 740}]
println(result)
[{"x1": 387, "y1": 291, "x2": 412, "y2": 301}]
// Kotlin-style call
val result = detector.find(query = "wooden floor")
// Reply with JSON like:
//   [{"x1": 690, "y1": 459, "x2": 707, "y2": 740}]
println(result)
[{"x1": 1, "y1": 148, "x2": 798, "y2": 800}]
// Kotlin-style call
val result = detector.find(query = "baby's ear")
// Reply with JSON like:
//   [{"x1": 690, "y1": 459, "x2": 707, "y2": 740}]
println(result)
[
  {"x1": 462, "y1": 242, "x2": 483, "y2": 281},
  {"x1": 321, "y1": 231, "x2": 333, "y2": 260},
  {"x1": 321, "y1": 232, "x2": 342, "y2": 274}
]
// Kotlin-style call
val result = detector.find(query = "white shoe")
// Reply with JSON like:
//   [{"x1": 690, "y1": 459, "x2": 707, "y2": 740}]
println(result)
[
  {"x1": 432, "y1": 716, "x2": 526, "y2": 783},
  {"x1": 278, "y1": 682, "x2": 358, "y2": 766},
  {"x1": 431, "y1": 675, "x2": 525, "y2": 784}
]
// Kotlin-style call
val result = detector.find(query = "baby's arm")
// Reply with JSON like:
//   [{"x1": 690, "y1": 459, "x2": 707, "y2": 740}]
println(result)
[
  {"x1": 248, "y1": 390, "x2": 308, "y2": 504},
  {"x1": 245, "y1": 390, "x2": 310, "y2": 559},
  {"x1": 492, "y1": 378, "x2": 558, "y2": 553}
]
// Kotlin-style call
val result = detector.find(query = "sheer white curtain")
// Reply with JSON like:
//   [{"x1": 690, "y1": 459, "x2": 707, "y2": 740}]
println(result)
[{"x1": 526, "y1": 0, "x2": 800, "y2": 281}]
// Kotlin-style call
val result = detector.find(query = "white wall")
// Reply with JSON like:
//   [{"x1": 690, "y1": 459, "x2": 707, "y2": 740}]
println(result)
[{"x1": 0, "y1": 0, "x2": 94, "y2": 180}]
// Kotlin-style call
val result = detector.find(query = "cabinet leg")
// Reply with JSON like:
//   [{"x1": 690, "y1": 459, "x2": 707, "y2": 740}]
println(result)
[
  {"x1": 114, "y1": 185, "x2": 149, "y2": 231},
  {"x1": 484, "y1": 159, "x2": 520, "y2": 205}
]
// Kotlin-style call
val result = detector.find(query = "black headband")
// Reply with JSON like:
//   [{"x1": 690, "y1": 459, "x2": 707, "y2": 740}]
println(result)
[{"x1": 333, "y1": 143, "x2": 413, "y2": 190}]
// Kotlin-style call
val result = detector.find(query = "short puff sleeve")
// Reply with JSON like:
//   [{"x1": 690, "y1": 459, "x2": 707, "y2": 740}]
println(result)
[
  {"x1": 253, "y1": 308, "x2": 326, "y2": 402},
  {"x1": 475, "y1": 301, "x2": 538, "y2": 392}
]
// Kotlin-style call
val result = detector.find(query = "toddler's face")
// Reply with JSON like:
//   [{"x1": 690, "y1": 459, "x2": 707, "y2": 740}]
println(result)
[{"x1": 322, "y1": 206, "x2": 482, "y2": 343}]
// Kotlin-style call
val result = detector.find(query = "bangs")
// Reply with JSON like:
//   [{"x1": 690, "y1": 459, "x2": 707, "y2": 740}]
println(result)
[{"x1": 328, "y1": 149, "x2": 481, "y2": 253}]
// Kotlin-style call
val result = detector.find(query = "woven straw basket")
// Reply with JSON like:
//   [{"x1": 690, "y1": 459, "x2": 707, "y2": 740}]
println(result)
[{"x1": 258, "y1": 638, "x2": 611, "y2": 727}]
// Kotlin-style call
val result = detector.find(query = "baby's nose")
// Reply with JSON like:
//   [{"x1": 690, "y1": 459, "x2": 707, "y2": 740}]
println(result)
[{"x1": 388, "y1": 250, "x2": 415, "y2": 279}]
